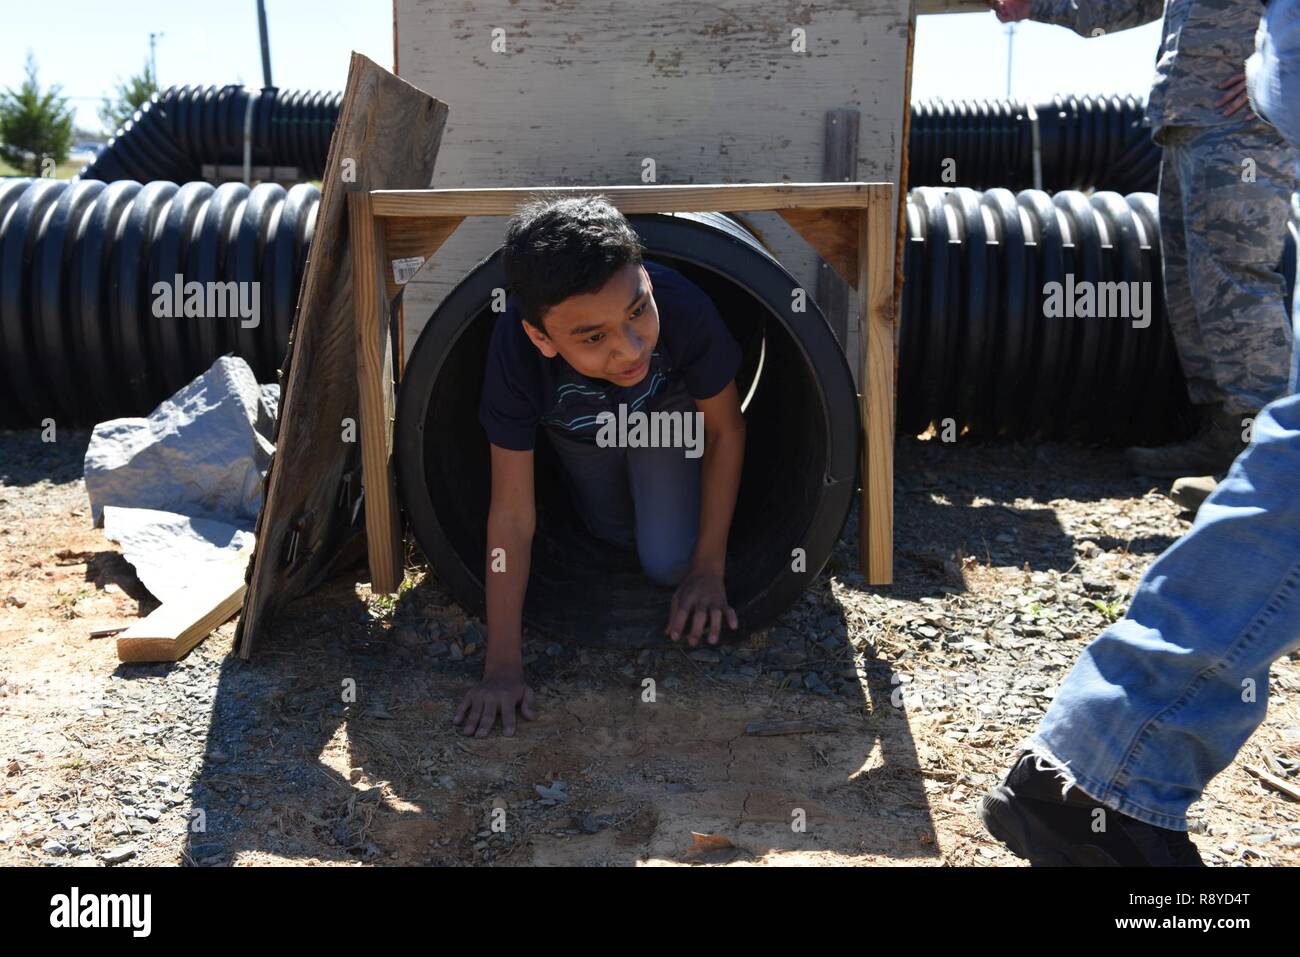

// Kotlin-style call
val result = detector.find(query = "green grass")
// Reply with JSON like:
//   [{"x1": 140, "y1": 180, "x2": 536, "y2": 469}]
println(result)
[
  {"x1": 1091, "y1": 598, "x2": 1125, "y2": 623},
  {"x1": 0, "y1": 157, "x2": 89, "y2": 179}
]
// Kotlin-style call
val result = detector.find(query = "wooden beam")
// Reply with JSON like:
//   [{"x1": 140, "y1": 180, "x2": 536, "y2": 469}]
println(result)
[
  {"x1": 117, "y1": 549, "x2": 251, "y2": 663},
  {"x1": 370, "y1": 182, "x2": 880, "y2": 218},
  {"x1": 349, "y1": 191, "x2": 404, "y2": 594},
  {"x1": 858, "y1": 184, "x2": 896, "y2": 585},
  {"x1": 914, "y1": 0, "x2": 985, "y2": 11},
  {"x1": 235, "y1": 52, "x2": 447, "y2": 659}
]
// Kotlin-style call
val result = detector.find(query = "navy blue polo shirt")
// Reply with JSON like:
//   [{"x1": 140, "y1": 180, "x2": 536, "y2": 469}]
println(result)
[{"x1": 479, "y1": 260, "x2": 742, "y2": 450}]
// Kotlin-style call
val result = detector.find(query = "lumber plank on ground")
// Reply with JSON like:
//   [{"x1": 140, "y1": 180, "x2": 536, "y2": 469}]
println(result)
[
  {"x1": 235, "y1": 52, "x2": 448, "y2": 659},
  {"x1": 117, "y1": 549, "x2": 252, "y2": 663}
]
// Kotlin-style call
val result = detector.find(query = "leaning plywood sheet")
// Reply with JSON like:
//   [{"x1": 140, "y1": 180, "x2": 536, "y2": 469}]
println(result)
[{"x1": 235, "y1": 52, "x2": 448, "y2": 658}]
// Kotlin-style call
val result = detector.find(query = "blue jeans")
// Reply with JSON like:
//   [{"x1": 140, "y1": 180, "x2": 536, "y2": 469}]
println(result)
[
  {"x1": 1027, "y1": 2, "x2": 1300, "y2": 831},
  {"x1": 1027, "y1": 394, "x2": 1300, "y2": 829},
  {"x1": 544, "y1": 380, "x2": 701, "y2": 587}
]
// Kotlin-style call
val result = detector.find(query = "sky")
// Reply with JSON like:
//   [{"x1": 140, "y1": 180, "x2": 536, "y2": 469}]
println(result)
[
  {"x1": 0, "y1": 2, "x2": 1163, "y2": 136},
  {"x1": 1, "y1": 0, "x2": 396, "y2": 134},
  {"x1": 912, "y1": 12, "x2": 1163, "y2": 103}
]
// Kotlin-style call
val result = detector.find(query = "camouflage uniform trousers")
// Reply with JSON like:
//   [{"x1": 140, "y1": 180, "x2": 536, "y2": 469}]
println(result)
[{"x1": 1157, "y1": 121, "x2": 1298, "y2": 416}]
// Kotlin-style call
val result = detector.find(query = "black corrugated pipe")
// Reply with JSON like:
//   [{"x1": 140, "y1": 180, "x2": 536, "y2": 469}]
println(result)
[
  {"x1": 394, "y1": 212, "x2": 861, "y2": 647},
  {"x1": 0, "y1": 177, "x2": 317, "y2": 428},
  {"x1": 76, "y1": 85, "x2": 343, "y2": 184},
  {"x1": 83, "y1": 87, "x2": 1156, "y2": 193},
  {"x1": 899, "y1": 186, "x2": 1296, "y2": 443},
  {"x1": 910, "y1": 95, "x2": 1162, "y2": 194},
  {"x1": 5, "y1": 177, "x2": 1292, "y2": 441}
]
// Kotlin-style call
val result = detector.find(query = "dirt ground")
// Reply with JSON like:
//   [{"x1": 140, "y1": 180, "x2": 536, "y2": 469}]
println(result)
[{"x1": 1, "y1": 428, "x2": 1298, "y2": 866}]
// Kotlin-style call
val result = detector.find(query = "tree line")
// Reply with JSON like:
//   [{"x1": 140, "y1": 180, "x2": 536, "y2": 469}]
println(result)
[{"x1": 1, "y1": 50, "x2": 156, "y2": 177}]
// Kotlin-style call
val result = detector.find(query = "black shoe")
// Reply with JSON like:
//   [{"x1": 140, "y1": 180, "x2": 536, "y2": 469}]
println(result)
[
  {"x1": 1125, "y1": 404, "x2": 1251, "y2": 479},
  {"x1": 979, "y1": 752, "x2": 1205, "y2": 866}
]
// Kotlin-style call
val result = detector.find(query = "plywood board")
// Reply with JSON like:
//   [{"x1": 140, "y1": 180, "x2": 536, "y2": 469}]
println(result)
[{"x1": 235, "y1": 52, "x2": 448, "y2": 658}]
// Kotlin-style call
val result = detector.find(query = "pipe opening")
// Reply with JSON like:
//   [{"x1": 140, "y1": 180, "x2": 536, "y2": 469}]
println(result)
[{"x1": 396, "y1": 213, "x2": 858, "y2": 647}]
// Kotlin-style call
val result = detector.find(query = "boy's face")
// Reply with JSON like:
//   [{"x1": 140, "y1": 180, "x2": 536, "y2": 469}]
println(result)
[{"x1": 521, "y1": 263, "x2": 659, "y2": 387}]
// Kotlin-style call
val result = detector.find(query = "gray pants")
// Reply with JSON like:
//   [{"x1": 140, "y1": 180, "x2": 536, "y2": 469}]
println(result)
[
  {"x1": 1157, "y1": 122, "x2": 1298, "y2": 415},
  {"x1": 544, "y1": 382, "x2": 702, "y2": 587}
]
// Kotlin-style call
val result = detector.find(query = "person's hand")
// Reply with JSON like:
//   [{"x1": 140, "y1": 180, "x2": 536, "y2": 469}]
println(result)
[
  {"x1": 453, "y1": 667, "x2": 537, "y2": 737},
  {"x1": 666, "y1": 571, "x2": 739, "y2": 646},
  {"x1": 1215, "y1": 71, "x2": 1257, "y2": 119},
  {"x1": 989, "y1": 0, "x2": 1032, "y2": 23}
]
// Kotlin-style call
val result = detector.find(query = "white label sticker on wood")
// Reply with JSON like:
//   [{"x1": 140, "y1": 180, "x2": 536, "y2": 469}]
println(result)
[{"x1": 391, "y1": 256, "x2": 426, "y2": 285}]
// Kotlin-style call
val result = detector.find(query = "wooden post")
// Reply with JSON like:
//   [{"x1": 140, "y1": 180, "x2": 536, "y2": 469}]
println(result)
[
  {"x1": 818, "y1": 108, "x2": 860, "y2": 355},
  {"x1": 349, "y1": 192, "x2": 404, "y2": 594},
  {"x1": 236, "y1": 53, "x2": 447, "y2": 659},
  {"x1": 858, "y1": 184, "x2": 896, "y2": 585}
]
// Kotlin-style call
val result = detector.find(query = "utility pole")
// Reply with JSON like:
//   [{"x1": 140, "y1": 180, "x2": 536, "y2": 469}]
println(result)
[
  {"x1": 1005, "y1": 23, "x2": 1016, "y2": 98},
  {"x1": 257, "y1": 0, "x2": 273, "y2": 88},
  {"x1": 149, "y1": 32, "x2": 164, "y2": 84}
]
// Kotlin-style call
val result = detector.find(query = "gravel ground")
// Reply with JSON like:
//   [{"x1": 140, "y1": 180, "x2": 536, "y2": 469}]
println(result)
[{"x1": 1, "y1": 428, "x2": 1298, "y2": 866}]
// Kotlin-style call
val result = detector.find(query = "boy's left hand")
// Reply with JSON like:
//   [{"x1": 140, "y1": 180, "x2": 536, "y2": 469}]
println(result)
[{"x1": 666, "y1": 571, "x2": 738, "y2": 646}]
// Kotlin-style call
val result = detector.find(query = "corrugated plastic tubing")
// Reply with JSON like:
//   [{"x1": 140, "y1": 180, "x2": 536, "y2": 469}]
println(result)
[
  {"x1": 83, "y1": 87, "x2": 1156, "y2": 195},
  {"x1": 0, "y1": 177, "x2": 317, "y2": 428},
  {"x1": 76, "y1": 85, "x2": 343, "y2": 184},
  {"x1": 910, "y1": 95, "x2": 1162, "y2": 194},
  {"x1": 395, "y1": 211, "x2": 859, "y2": 645},
  {"x1": 898, "y1": 186, "x2": 1296, "y2": 443},
  {"x1": 5, "y1": 177, "x2": 1294, "y2": 438}
]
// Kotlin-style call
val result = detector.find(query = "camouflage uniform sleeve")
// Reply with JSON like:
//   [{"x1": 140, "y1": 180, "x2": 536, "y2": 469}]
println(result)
[{"x1": 1028, "y1": 0, "x2": 1164, "y2": 37}]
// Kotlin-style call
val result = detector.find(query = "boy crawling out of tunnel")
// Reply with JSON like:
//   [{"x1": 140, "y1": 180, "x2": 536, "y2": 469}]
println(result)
[{"x1": 453, "y1": 195, "x2": 747, "y2": 737}]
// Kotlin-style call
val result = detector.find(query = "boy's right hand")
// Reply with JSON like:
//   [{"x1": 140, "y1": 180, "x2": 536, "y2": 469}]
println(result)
[{"x1": 453, "y1": 667, "x2": 538, "y2": 737}]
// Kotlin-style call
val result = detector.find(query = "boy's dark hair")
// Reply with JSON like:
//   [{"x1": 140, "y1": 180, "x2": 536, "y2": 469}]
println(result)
[{"x1": 501, "y1": 195, "x2": 644, "y2": 332}]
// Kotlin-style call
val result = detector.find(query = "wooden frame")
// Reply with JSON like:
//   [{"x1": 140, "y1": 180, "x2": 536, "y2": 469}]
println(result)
[{"x1": 350, "y1": 181, "x2": 897, "y2": 587}]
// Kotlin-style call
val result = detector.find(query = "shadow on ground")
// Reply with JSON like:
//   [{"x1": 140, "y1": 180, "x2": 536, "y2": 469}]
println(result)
[
  {"x1": 173, "y1": 552, "x2": 939, "y2": 865},
  {"x1": 157, "y1": 436, "x2": 1175, "y2": 865}
]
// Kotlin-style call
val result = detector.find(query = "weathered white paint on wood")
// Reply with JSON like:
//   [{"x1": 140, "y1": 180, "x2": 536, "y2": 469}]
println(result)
[{"x1": 394, "y1": 0, "x2": 909, "y2": 385}]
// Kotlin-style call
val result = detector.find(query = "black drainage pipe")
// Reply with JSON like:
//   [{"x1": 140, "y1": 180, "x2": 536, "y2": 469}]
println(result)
[
  {"x1": 7, "y1": 177, "x2": 1290, "y2": 440},
  {"x1": 83, "y1": 87, "x2": 1157, "y2": 194},
  {"x1": 77, "y1": 85, "x2": 343, "y2": 184},
  {"x1": 897, "y1": 187, "x2": 1295, "y2": 443},
  {"x1": 394, "y1": 212, "x2": 860, "y2": 647},
  {"x1": 909, "y1": 95, "x2": 1161, "y2": 194},
  {"x1": 0, "y1": 177, "x2": 315, "y2": 428}
]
